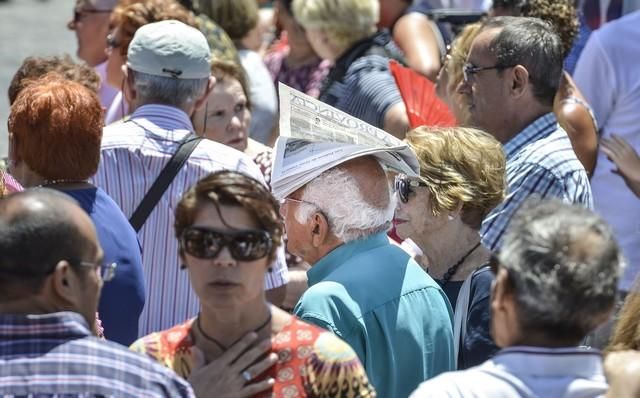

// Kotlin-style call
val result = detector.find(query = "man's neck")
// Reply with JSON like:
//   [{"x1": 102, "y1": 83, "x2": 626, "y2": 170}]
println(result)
[
  {"x1": 130, "y1": 100, "x2": 190, "y2": 113},
  {"x1": 501, "y1": 104, "x2": 554, "y2": 144},
  {"x1": 0, "y1": 296, "x2": 59, "y2": 315}
]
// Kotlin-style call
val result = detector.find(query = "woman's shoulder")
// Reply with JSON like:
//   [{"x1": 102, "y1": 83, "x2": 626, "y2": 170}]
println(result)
[
  {"x1": 469, "y1": 265, "x2": 493, "y2": 302},
  {"x1": 130, "y1": 319, "x2": 198, "y2": 377}
]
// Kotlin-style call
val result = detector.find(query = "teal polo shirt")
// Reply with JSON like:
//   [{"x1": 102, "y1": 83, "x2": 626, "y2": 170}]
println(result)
[{"x1": 294, "y1": 232, "x2": 455, "y2": 397}]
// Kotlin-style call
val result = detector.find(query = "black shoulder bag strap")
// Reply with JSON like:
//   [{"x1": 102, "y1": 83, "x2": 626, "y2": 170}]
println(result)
[{"x1": 129, "y1": 133, "x2": 203, "y2": 232}]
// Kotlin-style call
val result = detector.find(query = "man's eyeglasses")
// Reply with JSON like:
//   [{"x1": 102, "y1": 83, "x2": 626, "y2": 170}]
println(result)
[
  {"x1": 180, "y1": 227, "x2": 273, "y2": 262},
  {"x1": 394, "y1": 174, "x2": 428, "y2": 204},
  {"x1": 106, "y1": 33, "x2": 121, "y2": 50},
  {"x1": 462, "y1": 63, "x2": 515, "y2": 83},
  {"x1": 73, "y1": 9, "x2": 112, "y2": 24},
  {"x1": 77, "y1": 261, "x2": 117, "y2": 282},
  {"x1": 278, "y1": 197, "x2": 317, "y2": 209}
]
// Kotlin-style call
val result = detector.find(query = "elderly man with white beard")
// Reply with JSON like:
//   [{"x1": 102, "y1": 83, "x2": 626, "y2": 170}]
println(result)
[{"x1": 278, "y1": 155, "x2": 455, "y2": 398}]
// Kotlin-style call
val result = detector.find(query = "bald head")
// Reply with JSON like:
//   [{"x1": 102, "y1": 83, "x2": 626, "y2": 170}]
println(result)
[
  {"x1": 0, "y1": 189, "x2": 98, "y2": 299},
  {"x1": 338, "y1": 156, "x2": 390, "y2": 210}
]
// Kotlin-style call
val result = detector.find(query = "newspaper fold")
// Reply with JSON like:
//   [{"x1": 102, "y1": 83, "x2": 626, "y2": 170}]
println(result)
[{"x1": 271, "y1": 83, "x2": 420, "y2": 199}]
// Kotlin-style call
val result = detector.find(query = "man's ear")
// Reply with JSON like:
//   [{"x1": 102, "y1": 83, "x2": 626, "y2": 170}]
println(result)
[
  {"x1": 122, "y1": 65, "x2": 136, "y2": 104},
  {"x1": 194, "y1": 76, "x2": 216, "y2": 112},
  {"x1": 51, "y1": 260, "x2": 78, "y2": 305},
  {"x1": 510, "y1": 65, "x2": 529, "y2": 99},
  {"x1": 310, "y1": 212, "x2": 330, "y2": 248}
]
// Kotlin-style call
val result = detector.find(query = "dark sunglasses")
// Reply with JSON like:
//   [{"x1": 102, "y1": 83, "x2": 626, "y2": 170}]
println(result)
[
  {"x1": 106, "y1": 33, "x2": 121, "y2": 49},
  {"x1": 180, "y1": 226, "x2": 273, "y2": 262},
  {"x1": 394, "y1": 174, "x2": 428, "y2": 204},
  {"x1": 73, "y1": 9, "x2": 112, "y2": 24}
]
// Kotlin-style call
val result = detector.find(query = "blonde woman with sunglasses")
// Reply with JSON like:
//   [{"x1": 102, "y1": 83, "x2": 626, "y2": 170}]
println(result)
[{"x1": 394, "y1": 126, "x2": 506, "y2": 369}]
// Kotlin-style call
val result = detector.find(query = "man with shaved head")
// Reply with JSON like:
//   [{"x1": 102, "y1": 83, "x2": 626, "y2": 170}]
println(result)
[
  {"x1": 0, "y1": 189, "x2": 193, "y2": 397},
  {"x1": 67, "y1": 0, "x2": 119, "y2": 109},
  {"x1": 279, "y1": 156, "x2": 455, "y2": 398}
]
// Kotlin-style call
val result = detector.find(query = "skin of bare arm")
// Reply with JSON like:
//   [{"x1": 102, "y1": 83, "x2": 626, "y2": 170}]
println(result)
[
  {"x1": 384, "y1": 101, "x2": 410, "y2": 139},
  {"x1": 392, "y1": 12, "x2": 442, "y2": 81},
  {"x1": 554, "y1": 72, "x2": 598, "y2": 176}
]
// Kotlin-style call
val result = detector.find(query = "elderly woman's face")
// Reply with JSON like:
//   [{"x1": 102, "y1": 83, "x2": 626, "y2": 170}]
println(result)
[
  {"x1": 393, "y1": 177, "x2": 448, "y2": 241},
  {"x1": 193, "y1": 78, "x2": 251, "y2": 152},
  {"x1": 182, "y1": 202, "x2": 270, "y2": 309}
]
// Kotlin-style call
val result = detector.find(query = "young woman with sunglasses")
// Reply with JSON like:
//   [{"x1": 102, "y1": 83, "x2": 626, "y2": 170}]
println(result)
[
  {"x1": 393, "y1": 126, "x2": 506, "y2": 370},
  {"x1": 131, "y1": 171, "x2": 375, "y2": 397}
]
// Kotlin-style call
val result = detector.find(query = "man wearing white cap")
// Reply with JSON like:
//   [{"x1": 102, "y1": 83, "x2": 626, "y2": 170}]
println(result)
[
  {"x1": 93, "y1": 20, "x2": 288, "y2": 336},
  {"x1": 67, "y1": 0, "x2": 119, "y2": 111}
]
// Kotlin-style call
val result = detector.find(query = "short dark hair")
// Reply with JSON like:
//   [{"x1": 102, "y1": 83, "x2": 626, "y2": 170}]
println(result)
[
  {"x1": 8, "y1": 54, "x2": 100, "y2": 105},
  {"x1": 0, "y1": 189, "x2": 91, "y2": 299},
  {"x1": 499, "y1": 198, "x2": 621, "y2": 343},
  {"x1": 482, "y1": 16, "x2": 563, "y2": 106}
]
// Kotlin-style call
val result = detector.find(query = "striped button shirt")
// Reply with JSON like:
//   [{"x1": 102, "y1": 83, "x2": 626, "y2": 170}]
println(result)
[
  {"x1": 0, "y1": 312, "x2": 194, "y2": 398},
  {"x1": 93, "y1": 105, "x2": 288, "y2": 336},
  {"x1": 481, "y1": 113, "x2": 593, "y2": 251}
]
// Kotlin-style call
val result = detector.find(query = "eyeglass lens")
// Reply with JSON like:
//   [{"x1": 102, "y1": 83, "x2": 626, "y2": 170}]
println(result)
[{"x1": 182, "y1": 227, "x2": 272, "y2": 262}]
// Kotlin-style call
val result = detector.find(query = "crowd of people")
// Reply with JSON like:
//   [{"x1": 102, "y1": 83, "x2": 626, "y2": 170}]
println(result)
[{"x1": 1, "y1": 0, "x2": 640, "y2": 397}]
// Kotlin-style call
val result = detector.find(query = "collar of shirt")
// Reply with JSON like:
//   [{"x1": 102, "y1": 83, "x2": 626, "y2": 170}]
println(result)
[
  {"x1": 0, "y1": 311, "x2": 91, "y2": 340},
  {"x1": 307, "y1": 232, "x2": 389, "y2": 286},
  {"x1": 503, "y1": 113, "x2": 558, "y2": 161},
  {"x1": 492, "y1": 346, "x2": 604, "y2": 379},
  {"x1": 129, "y1": 104, "x2": 196, "y2": 133}
]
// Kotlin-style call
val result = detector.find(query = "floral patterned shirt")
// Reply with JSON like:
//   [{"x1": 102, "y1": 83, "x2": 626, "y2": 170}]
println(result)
[{"x1": 131, "y1": 316, "x2": 376, "y2": 397}]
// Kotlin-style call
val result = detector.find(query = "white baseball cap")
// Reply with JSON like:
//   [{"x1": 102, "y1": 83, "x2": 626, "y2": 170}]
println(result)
[{"x1": 127, "y1": 20, "x2": 211, "y2": 79}]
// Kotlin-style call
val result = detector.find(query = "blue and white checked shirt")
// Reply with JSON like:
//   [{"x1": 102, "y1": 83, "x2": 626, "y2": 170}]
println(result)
[
  {"x1": 0, "y1": 312, "x2": 194, "y2": 397},
  {"x1": 481, "y1": 113, "x2": 593, "y2": 251}
]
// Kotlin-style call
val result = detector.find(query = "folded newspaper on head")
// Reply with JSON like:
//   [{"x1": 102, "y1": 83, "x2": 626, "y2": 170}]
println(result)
[{"x1": 271, "y1": 83, "x2": 420, "y2": 199}]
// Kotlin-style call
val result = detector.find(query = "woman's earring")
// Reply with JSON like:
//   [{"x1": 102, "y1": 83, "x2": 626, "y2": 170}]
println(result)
[
  {"x1": 447, "y1": 215, "x2": 455, "y2": 221},
  {"x1": 180, "y1": 264, "x2": 187, "y2": 270}
]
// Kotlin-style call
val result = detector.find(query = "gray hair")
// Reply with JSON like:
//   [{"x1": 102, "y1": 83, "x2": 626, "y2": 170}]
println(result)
[
  {"x1": 499, "y1": 198, "x2": 622, "y2": 341},
  {"x1": 295, "y1": 166, "x2": 395, "y2": 243},
  {"x1": 482, "y1": 16, "x2": 563, "y2": 106},
  {"x1": 130, "y1": 70, "x2": 209, "y2": 109}
]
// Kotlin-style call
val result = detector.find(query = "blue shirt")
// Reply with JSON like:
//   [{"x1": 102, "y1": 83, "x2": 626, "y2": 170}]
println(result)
[
  {"x1": 440, "y1": 266, "x2": 499, "y2": 370},
  {"x1": 294, "y1": 232, "x2": 455, "y2": 398},
  {"x1": 0, "y1": 312, "x2": 193, "y2": 397},
  {"x1": 64, "y1": 187, "x2": 145, "y2": 345},
  {"x1": 411, "y1": 346, "x2": 607, "y2": 398},
  {"x1": 481, "y1": 113, "x2": 593, "y2": 251}
]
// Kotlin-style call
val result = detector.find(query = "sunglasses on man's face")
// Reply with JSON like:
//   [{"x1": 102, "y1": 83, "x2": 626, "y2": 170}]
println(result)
[
  {"x1": 180, "y1": 226, "x2": 273, "y2": 262},
  {"x1": 394, "y1": 174, "x2": 428, "y2": 204}
]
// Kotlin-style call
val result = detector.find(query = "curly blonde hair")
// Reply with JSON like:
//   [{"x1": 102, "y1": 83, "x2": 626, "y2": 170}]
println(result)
[
  {"x1": 405, "y1": 126, "x2": 506, "y2": 229},
  {"x1": 440, "y1": 23, "x2": 482, "y2": 125}
]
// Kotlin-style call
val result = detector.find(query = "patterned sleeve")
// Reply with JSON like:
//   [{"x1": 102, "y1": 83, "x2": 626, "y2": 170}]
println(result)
[{"x1": 303, "y1": 332, "x2": 376, "y2": 398}]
